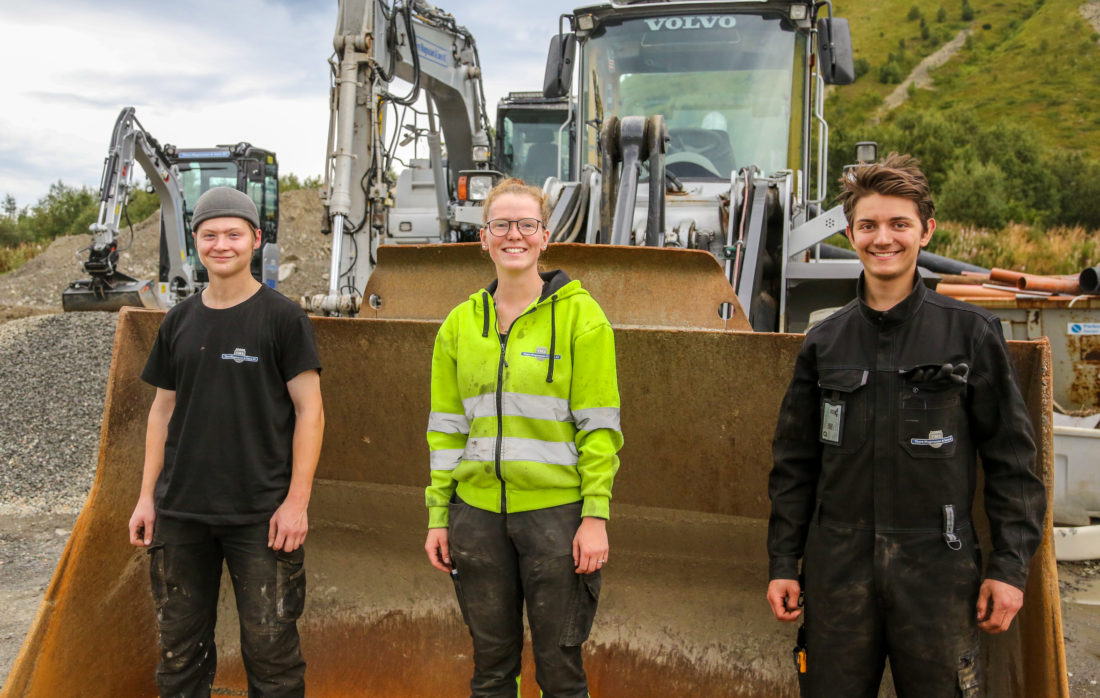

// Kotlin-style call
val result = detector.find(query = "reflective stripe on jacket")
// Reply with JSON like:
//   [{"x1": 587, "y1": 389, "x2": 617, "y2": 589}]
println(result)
[{"x1": 426, "y1": 269, "x2": 623, "y2": 528}]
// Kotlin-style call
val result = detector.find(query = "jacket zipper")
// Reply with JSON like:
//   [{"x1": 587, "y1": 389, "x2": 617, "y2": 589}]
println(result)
[{"x1": 492, "y1": 300, "x2": 540, "y2": 515}]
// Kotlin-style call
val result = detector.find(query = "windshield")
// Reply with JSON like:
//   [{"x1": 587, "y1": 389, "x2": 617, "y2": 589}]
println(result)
[
  {"x1": 499, "y1": 109, "x2": 570, "y2": 186},
  {"x1": 177, "y1": 161, "x2": 239, "y2": 215},
  {"x1": 582, "y1": 13, "x2": 800, "y2": 179}
]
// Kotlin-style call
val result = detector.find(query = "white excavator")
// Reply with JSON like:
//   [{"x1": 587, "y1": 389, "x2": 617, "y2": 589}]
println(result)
[
  {"x1": 310, "y1": 0, "x2": 497, "y2": 315},
  {"x1": 63, "y1": 106, "x2": 280, "y2": 311}
]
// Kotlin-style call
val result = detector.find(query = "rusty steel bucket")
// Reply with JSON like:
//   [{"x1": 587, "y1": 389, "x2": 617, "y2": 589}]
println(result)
[{"x1": 3, "y1": 244, "x2": 1066, "y2": 697}]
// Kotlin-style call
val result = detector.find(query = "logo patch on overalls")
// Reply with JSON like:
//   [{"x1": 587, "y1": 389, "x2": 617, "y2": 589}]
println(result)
[
  {"x1": 821, "y1": 400, "x2": 844, "y2": 445},
  {"x1": 520, "y1": 347, "x2": 561, "y2": 361},
  {"x1": 221, "y1": 347, "x2": 259, "y2": 364},
  {"x1": 910, "y1": 429, "x2": 954, "y2": 448}
]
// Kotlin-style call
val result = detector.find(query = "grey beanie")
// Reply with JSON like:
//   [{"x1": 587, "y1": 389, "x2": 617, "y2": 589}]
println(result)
[{"x1": 191, "y1": 187, "x2": 260, "y2": 230}]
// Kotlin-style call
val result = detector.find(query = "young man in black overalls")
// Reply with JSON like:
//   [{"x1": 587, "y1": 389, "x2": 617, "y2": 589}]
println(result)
[{"x1": 766, "y1": 154, "x2": 1045, "y2": 697}]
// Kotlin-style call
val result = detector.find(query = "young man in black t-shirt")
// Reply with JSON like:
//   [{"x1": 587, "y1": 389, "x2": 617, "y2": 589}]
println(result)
[{"x1": 128, "y1": 187, "x2": 324, "y2": 697}]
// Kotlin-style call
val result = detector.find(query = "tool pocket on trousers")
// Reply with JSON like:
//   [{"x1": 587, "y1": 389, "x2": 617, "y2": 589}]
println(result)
[
  {"x1": 450, "y1": 565, "x2": 472, "y2": 627},
  {"x1": 899, "y1": 386, "x2": 961, "y2": 459},
  {"x1": 147, "y1": 544, "x2": 168, "y2": 612},
  {"x1": 560, "y1": 571, "x2": 601, "y2": 647},
  {"x1": 275, "y1": 547, "x2": 306, "y2": 622}
]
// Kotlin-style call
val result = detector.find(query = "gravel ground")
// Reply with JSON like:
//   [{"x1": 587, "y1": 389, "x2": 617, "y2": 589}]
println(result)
[{"x1": 0, "y1": 312, "x2": 117, "y2": 515}]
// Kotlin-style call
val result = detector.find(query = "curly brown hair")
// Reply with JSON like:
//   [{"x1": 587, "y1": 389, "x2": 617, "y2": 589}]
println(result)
[
  {"x1": 482, "y1": 177, "x2": 551, "y2": 226},
  {"x1": 836, "y1": 152, "x2": 935, "y2": 231}
]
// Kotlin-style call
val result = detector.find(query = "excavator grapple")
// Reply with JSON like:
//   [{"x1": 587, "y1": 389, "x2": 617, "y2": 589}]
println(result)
[{"x1": 2, "y1": 245, "x2": 1065, "y2": 697}]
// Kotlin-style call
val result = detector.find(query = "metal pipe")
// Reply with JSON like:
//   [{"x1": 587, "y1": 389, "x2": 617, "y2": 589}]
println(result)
[
  {"x1": 1080, "y1": 266, "x2": 1100, "y2": 293},
  {"x1": 1017, "y1": 274, "x2": 1083, "y2": 295}
]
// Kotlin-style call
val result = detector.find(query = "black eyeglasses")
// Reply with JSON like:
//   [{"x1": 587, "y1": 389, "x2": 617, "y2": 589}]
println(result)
[{"x1": 485, "y1": 218, "x2": 542, "y2": 237}]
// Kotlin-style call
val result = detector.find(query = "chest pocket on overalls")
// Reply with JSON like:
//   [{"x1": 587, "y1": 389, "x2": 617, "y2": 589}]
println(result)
[
  {"x1": 817, "y1": 368, "x2": 869, "y2": 455},
  {"x1": 898, "y1": 363, "x2": 968, "y2": 459}
]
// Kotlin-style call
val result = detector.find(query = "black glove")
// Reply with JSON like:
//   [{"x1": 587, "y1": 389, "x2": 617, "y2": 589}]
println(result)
[{"x1": 905, "y1": 362, "x2": 969, "y2": 384}]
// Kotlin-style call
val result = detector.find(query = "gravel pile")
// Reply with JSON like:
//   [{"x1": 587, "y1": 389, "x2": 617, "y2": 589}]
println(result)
[{"x1": 0, "y1": 313, "x2": 118, "y2": 515}]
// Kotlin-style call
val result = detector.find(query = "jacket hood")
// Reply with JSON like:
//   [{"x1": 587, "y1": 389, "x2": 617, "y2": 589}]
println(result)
[{"x1": 471, "y1": 269, "x2": 585, "y2": 306}]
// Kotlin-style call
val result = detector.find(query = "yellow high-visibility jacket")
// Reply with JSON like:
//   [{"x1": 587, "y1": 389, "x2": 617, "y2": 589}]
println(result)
[{"x1": 426, "y1": 270, "x2": 622, "y2": 528}]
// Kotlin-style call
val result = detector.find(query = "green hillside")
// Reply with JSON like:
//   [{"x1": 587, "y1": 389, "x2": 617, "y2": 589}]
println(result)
[
  {"x1": 834, "y1": 0, "x2": 1100, "y2": 154},
  {"x1": 820, "y1": 0, "x2": 1100, "y2": 254}
]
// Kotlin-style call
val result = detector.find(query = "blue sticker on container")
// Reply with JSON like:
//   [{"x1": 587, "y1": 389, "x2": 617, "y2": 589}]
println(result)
[{"x1": 1068, "y1": 323, "x2": 1100, "y2": 336}]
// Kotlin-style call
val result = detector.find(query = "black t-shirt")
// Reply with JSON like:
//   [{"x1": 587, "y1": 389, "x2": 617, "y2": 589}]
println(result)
[{"x1": 142, "y1": 285, "x2": 322, "y2": 524}]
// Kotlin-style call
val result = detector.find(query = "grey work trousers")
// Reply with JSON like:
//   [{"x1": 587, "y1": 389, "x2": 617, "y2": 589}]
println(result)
[
  {"x1": 448, "y1": 497, "x2": 600, "y2": 698},
  {"x1": 148, "y1": 516, "x2": 307, "y2": 698},
  {"x1": 802, "y1": 521, "x2": 983, "y2": 698}
]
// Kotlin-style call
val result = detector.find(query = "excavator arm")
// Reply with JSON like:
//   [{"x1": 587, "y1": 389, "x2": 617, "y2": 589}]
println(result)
[
  {"x1": 314, "y1": 0, "x2": 493, "y2": 315},
  {"x1": 62, "y1": 107, "x2": 194, "y2": 311}
]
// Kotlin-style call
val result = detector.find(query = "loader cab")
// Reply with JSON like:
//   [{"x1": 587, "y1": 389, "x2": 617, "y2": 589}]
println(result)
[
  {"x1": 571, "y1": 5, "x2": 810, "y2": 182},
  {"x1": 163, "y1": 144, "x2": 279, "y2": 287},
  {"x1": 494, "y1": 92, "x2": 573, "y2": 187}
]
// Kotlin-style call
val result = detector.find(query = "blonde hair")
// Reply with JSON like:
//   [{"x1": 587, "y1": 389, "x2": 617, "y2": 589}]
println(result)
[{"x1": 482, "y1": 178, "x2": 551, "y2": 226}]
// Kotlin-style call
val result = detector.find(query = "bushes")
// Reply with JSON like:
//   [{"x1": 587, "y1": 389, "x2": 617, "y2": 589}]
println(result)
[
  {"x1": 279, "y1": 173, "x2": 322, "y2": 192},
  {"x1": 829, "y1": 109, "x2": 1100, "y2": 232}
]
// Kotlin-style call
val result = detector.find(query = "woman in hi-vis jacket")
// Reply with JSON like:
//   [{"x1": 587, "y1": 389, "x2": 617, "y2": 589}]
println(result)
[{"x1": 424, "y1": 178, "x2": 623, "y2": 697}]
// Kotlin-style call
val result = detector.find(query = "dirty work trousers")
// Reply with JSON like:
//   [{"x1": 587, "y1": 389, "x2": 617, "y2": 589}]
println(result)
[
  {"x1": 448, "y1": 497, "x2": 600, "y2": 698},
  {"x1": 148, "y1": 517, "x2": 307, "y2": 698},
  {"x1": 802, "y1": 520, "x2": 983, "y2": 698}
]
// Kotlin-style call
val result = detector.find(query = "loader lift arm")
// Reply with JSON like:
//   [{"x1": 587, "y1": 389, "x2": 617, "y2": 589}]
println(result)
[{"x1": 63, "y1": 107, "x2": 193, "y2": 312}]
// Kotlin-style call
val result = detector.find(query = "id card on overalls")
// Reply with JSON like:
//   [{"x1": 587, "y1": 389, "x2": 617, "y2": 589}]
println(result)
[{"x1": 820, "y1": 399, "x2": 844, "y2": 446}]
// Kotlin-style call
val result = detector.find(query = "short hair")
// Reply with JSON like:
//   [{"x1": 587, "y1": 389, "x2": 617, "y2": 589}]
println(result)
[
  {"x1": 482, "y1": 177, "x2": 551, "y2": 226},
  {"x1": 837, "y1": 152, "x2": 935, "y2": 230}
]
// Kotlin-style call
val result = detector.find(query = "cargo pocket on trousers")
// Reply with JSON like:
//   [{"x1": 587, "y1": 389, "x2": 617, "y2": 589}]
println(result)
[
  {"x1": 147, "y1": 544, "x2": 168, "y2": 613},
  {"x1": 560, "y1": 571, "x2": 601, "y2": 646},
  {"x1": 275, "y1": 547, "x2": 306, "y2": 622},
  {"x1": 956, "y1": 654, "x2": 980, "y2": 697}
]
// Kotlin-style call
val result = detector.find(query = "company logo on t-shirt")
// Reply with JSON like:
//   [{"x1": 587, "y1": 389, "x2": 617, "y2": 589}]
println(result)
[{"x1": 221, "y1": 347, "x2": 259, "y2": 364}]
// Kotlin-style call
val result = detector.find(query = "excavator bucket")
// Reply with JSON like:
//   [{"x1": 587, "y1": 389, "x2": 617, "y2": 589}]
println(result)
[
  {"x1": 4, "y1": 244, "x2": 1066, "y2": 697},
  {"x1": 61, "y1": 274, "x2": 158, "y2": 312}
]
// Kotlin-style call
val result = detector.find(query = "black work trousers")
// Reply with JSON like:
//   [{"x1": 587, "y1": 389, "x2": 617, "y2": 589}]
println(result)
[
  {"x1": 448, "y1": 497, "x2": 600, "y2": 698},
  {"x1": 802, "y1": 521, "x2": 982, "y2": 698},
  {"x1": 148, "y1": 516, "x2": 307, "y2": 698}
]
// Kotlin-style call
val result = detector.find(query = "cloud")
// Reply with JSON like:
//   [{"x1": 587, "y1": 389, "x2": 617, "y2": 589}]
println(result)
[{"x1": 0, "y1": 0, "x2": 579, "y2": 205}]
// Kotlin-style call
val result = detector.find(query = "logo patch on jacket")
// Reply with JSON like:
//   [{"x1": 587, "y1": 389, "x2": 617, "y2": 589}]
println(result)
[
  {"x1": 910, "y1": 429, "x2": 954, "y2": 448},
  {"x1": 221, "y1": 347, "x2": 259, "y2": 364},
  {"x1": 520, "y1": 347, "x2": 561, "y2": 361}
]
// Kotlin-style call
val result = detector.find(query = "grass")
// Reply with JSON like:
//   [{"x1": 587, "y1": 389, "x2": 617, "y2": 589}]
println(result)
[
  {"x1": 833, "y1": 0, "x2": 1100, "y2": 159},
  {"x1": 0, "y1": 243, "x2": 45, "y2": 275}
]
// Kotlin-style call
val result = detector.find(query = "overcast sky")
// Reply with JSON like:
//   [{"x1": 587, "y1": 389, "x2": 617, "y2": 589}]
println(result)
[{"x1": 0, "y1": 0, "x2": 576, "y2": 207}]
